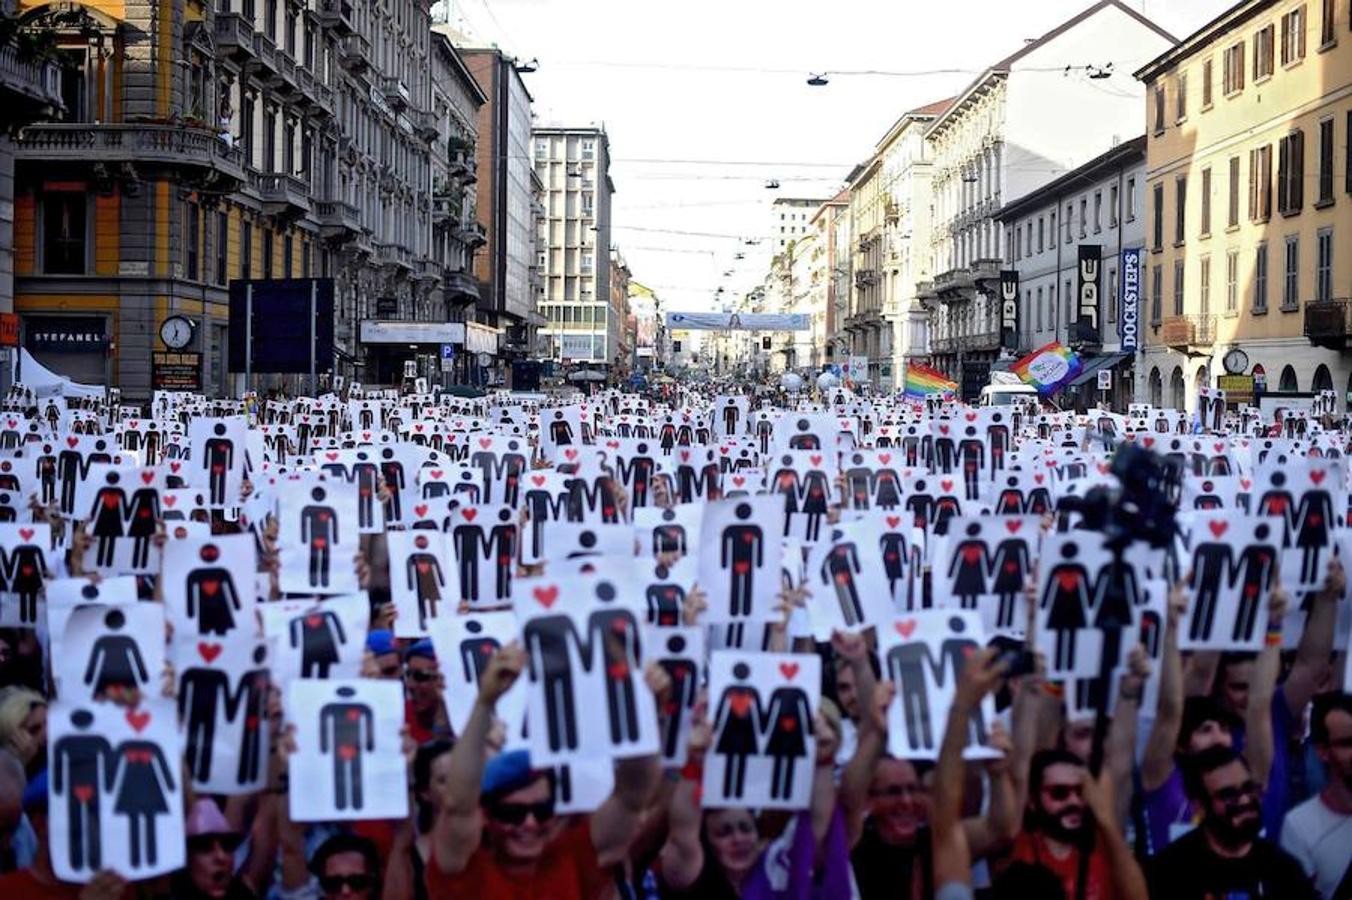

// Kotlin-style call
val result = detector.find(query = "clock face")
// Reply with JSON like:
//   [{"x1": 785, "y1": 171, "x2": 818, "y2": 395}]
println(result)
[{"x1": 160, "y1": 316, "x2": 193, "y2": 349}]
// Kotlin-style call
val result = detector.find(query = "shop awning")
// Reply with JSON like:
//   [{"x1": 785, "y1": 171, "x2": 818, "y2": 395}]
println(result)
[{"x1": 1066, "y1": 351, "x2": 1132, "y2": 388}]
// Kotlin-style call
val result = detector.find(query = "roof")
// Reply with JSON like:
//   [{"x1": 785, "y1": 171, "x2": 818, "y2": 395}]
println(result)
[
  {"x1": 930, "y1": 0, "x2": 1177, "y2": 136},
  {"x1": 874, "y1": 96, "x2": 954, "y2": 153},
  {"x1": 431, "y1": 32, "x2": 488, "y2": 107},
  {"x1": 1134, "y1": 0, "x2": 1274, "y2": 81},
  {"x1": 996, "y1": 134, "x2": 1147, "y2": 220}
]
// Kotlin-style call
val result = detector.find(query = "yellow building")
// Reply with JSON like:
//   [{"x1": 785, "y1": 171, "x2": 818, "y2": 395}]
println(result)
[{"x1": 1135, "y1": 0, "x2": 1352, "y2": 410}]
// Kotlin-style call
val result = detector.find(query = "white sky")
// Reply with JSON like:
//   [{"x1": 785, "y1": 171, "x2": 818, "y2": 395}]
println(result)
[{"x1": 441, "y1": 0, "x2": 1236, "y2": 312}]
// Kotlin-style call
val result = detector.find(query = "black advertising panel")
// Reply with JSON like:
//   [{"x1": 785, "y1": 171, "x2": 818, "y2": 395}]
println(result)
[
  {"x1": 228, "y1": 279, "x2": 335, "y2": 373},
  {"x1": 999, "y1": 269, "x2": 1020, "y2": 351},
  {"x1": 151, "y1": 351, "x2": 203, "y2": 391},
  {"x1": 1076, "y1": 245, "x2": 1102, "y2": 345}
]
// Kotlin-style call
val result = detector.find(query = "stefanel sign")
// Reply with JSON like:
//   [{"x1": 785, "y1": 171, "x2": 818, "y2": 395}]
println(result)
[
  {"x1": 999, "y1": 270, "x2": 1019, "y2": 351},
  {"x1": 1118, "y1": 248, "x2": 1141, "y2": 352},
  {"x1": 1075, "y1": 245, "x2": 1101, "y2": 345}
]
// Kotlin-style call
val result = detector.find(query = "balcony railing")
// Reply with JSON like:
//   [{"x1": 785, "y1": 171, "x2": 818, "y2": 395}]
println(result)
[
  {"x1": 412, "y1": 108, "x2": 438, "y2": 140},
  {"x1": 1304, "y1": 298, "x2": 1352, "y2": 350},
  {"x1": 337, "y1": 33, "x2": 370, "y2": 72},
  {"x1": 382, "y1": 76, "x2": 409, "y2": 110},
  {"x1": 1160, "y1": 314, "x2": 1216, "y2": 349},
  {"x1": 315, "y1": 199, "x2": 361, "y2": 239},
  {"x1": 314, "y1": 81, "x2": 335, "y2": 113},
  {"x1": 413, "y1": 257, "x2": 441, "y2": 282},
  {"x1": 445, "y1": 269, "x2": 480, "y2": 304},
  {"x1": 272, "y1": 47, "x2": 298, "y2": 93},
  {"x1": 251, "y1": 31, "x2": 277, "y2": 75},
  {"x1": 316, "y1": 0, "x2": 355, "y2": 34},
  {"x1": 251, "y1": 171, "x2": 311, "y2": 216},
  {"x1": 0, "y1": 40, "x2": 63, "y2": 112},
  {"x1": 13, "y1": 123, "x2": 244, "y2": 182},
  {"x1": 214, "y1": 13, "x2": 256, "y2": 61},
  {"x1": 375, "y1": 242, "x2": 413, "y2": 269}
]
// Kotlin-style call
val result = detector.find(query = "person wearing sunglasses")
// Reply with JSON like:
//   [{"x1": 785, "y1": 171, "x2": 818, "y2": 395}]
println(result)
[
  {"x1": 173, "y1": 798, "x2": 273, "y2": 900},
  {"x1": 426, "y1": 643, "x2": 662, "y2": 898},
  {"x1": 1148, "y1": 745, "x2": 1314, "y2": 899},
  {"x1": 402, "y1": 640, "x2": 448, "y2": 745}
]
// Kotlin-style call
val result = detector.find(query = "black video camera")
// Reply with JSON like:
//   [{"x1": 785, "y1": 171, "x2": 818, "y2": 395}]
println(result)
[{"x1": 1060, "y1": 438, "x2": 1182, "y2": 550}]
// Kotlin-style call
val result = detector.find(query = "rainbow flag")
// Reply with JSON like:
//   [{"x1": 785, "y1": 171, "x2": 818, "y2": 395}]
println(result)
[
  {"x1": 903, "y1": 363, "x2": 957, "y2": 399},
  {"x1": 1009, "y1": 341, "x2": 1082, "y2": 394}
]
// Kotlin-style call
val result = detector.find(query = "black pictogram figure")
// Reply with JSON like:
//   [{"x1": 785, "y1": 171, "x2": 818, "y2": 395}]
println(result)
[
  {"x1": 645, "y1": 567, "x2": 686, "y2": 627},
  {"x1": 88, "y1": 471, "x2": 127, "y2": 569},
  {"x1": 585, "y1": 581, "x2": 643, "y2": 744},
  {"x1": 549, "y1": 411, "x2": 574, "y2": 447},
  {"x1": 1040, "y1": 543, "x2": 1092, "y2": 672},
  {"x1": 990, "y1": 531, "x2": 1031, "y2": 630},
  {"x1": 762, "y1": 681, "x2": 812, "y2": 801},
  {"x1": 202, "y1": 423, "x2": 235, "y2": 507},
  {"x1": 1293, "y1": 483, "x2": 1333, "y2": 584},
  {"x1": 179, "y1": 655, "x2": 232, "y2": 782},
  {"x1": 947, "y1": 522, "x2": 990, "y2": 611},
  {"x1": 186, "y1": 543, "x2": 244, "y2": 636},
  {"x1": 658, "y1": 635, "x2": 699, "y2": 759},
  {"x1": 289, "y1": 607, "x2": 348, "y2": 678},
  {"x1": 125, "y1": 478, "x2": 160, "y2": 570},
  {"x1": 319, "y1": 686, "x2": 374, "y2": 811},
  {"x1": 111, "y1": 735, "x2": 175, "y2": 867},
  {"x1": 1230, "y1": 523, "x2": 1277, "y2": 644},
  {"x1": 52, "y1": 709, "x2": 113, "y2": 872},
  {"x1": 712, "y1": 662, "x2": 763, "y2": 800},
  {"x1": 230, "y1": 645, "x2": 270, "y2": 785},
  {"x1": 522, "y1": 589, "x2": 585, "y2": 752},
  {"x1": 720, "y1": 503, "x2": 763, "y2": 619},
  {"x1": 652, "y1": 508, "x2": 687, "y2": 557},
  {"x1": 486, "y1": 508, "x2": 517, "y2": 601},
  {"x1": 458, "y1": 619, "x2": 500, "y2": 684},
  {"x1": 405, "y1": 533, "x2": 446, "y2": 630},
  {"x1": 379, "y1": 448, "x2": 405, "y2": 522},
  {"x1": 1189, "y1": 528, "x2": 1236, "y2": 643},
  {"x1": 300, "y1": 486, "x2": 339, "y2": 588},
  {"x1": 83, "y1": 609, "x2": 149, "y2": 698},
  {"x1": 821, "y1": 532, "x2": 865, "y2": 626}
]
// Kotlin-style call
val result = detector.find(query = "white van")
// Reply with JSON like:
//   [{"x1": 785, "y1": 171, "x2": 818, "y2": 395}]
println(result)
[{"x1": 979, "y1": 381, "x2": 1039, "y2": 407}]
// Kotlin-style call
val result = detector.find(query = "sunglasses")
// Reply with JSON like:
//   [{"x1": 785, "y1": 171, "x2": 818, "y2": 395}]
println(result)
[
  {"x1": 1213, "y1": 780, "x2": 1260, "y2": 806},
  {"x1": 188, "y1": 834, "x2": 244, "y2": 855},
  {"x1": 319, "y1": 873, "x2": 374, "y2": 894},
  {"x1": 405, "y1": 669, "x2": 438, "y2": 683},
  {"x1": 1042, "y1": 784, "x2": 1083, "y2": 802},
  {"x1": 378, "y1": 664, "x2": 402, "y2": 678},
  {"x1": 488, "y1": 800, "x2": 555, "y2": 826}
]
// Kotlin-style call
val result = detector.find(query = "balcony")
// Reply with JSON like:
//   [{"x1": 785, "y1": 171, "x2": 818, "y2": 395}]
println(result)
[
  {"x1": 337, "y1": 33, "x2": 370, "y2": 72},
  {"x1": 1304, "y1": 298, "x2": 1352, "y2": 350},
  {"x1": 412, "y1": 108, "x2": 438, "y2": 141},
  {"x1": 316, "y1": 0, "x2": 355, "y2": 34},
  {"x1": 13, "y1": 123, "x2": 245, "y2": 188},
  {"x1": 315, "y1": 199, "x2": 362, "y2": 241},
  {"x1": 250, "y1": 171, "x2": 311, "y2": 217},
  {"x1": 457, "y1": 221, "x2": 487, "y2": 248},
  {"x1": 271, "y1": 47, "x2": 299, "y2": 94},
  {"x1": 959, "y1": 330, "x2": 1001, "y2": 352},
  {"x1": 382, "y1": 76, "x2": 410, "y2": 111},
  {"x1": 931, "y1": 336, "x2": 958, "y2": 354},
  {"x1": 432, "y1": 194, "x2": 461, "y2": 225},
  {"x1": 250, "y1": 31, "x2": 278, "y2": 76},
  {"x1": 314, "y1": 80, "x2": 335, "y2": 115},
  {"x1": 413, "y1": 257, "x2": 441, "y2": 283},
  {"x1": 375, "y1": 242, "x2": 414, "y2": 270},
  {"x1": 854, "y1": 268, "x2": 878, "y2": 290},
  {"x1": 1160, "y1": 314, "x2": 1216, "y2": 351},
  {"x1": 214, "y1": 13, "x2": 256, "y2": 62},
  {"x1": 445, "y1": 269, "x2": 481, "y2": 305},
  {"x1": 0, "y1": 39, "x2": 63, "y2": 118}
]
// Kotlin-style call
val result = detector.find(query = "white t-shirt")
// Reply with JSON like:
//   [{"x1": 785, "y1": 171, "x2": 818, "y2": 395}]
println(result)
[{"x1": 1280, "y1": 794, "x2": 1352, "y2": 899}]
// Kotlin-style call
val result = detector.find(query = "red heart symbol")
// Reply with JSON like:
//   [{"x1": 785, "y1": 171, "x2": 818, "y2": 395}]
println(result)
[
  {"x1": 74, "y1": 785, "x2": 94, "y2": 803},
  {"x1": 965, "y1": 412, "x2": 978, "y2": 422},
  {"x1": 126, "y1": 709, "x2": 151, "y2": 733},
  {"x1": 18, "y1": 528, "x2": 33, "y2": 541},
  {"x1": 879, "y1": 454, "x2": 891, "y2": 464},
  {"x1": 66, "y1": 436, "x2": 79, "y2": 448},
  {"x1": 479, "y1": 438, "x2": 492, "y2": 449},
  {"x1": 729, "y1": 692, "x2": 752, "y2": 716},
  {"x1": 1214, "y1": 443, "x2": 1225, "y2": 453},
  {"x1": 312, "y1": 538, "x2": 327, "y2": 548},
  {"x1": 1057, "y1": 572, "x2": 1079, "y2": 591},
  {"x1": 733, "y1": 561, "x2": 750, "y2": 574},
  {"x1": 198, "y1": 642, "x2": 222, "y2": 663},
  {"x1": 680, "y1": 451, "x2": 690, "y2": 462},
  {"x1": 429, "y1": 470, "x2": 443, "y2": 479},
  {"x1": 810, "y1": 455, "x2": 823, "y2": 467},
  {"x1": 462, "y1": 508, "x2": 477, "y2": 522},
  {"x1": 202, "y1": 580, "x2": 220, "y2": 597},
  {"x1": 530, "y1": 475, "x2": 546, "y2": 487},
  {"x1": 780, "y1": 716, "x2": 798, "y2": 731},
  {"x1": 164, "y1": 495, "x2": 177, "y2": 508},
  {"x1": 779, "y1": 662, "x2": 800, "y2": 681},
  {"x1": 1005, "y1": 520, "x2": 1022, "y2": 533},
  {"x1": 1142, "y1": 437, "x2": 1155, "y2": 448},
  {"x1": 1240, "y1": 478, "x2": 1252, "y2": 490},
  {"x1": 606, "y1": 440, "x2": 619, "y2": 449},
  {"x1": 939, "y1": 425, "x2": 950, "y2": 435},
  {"x1": 1310, "y1": 469, "x2": 1327, "y2": 485},
  {"x1": 1208, "y1": 521, "x2": 1228, "y2": 538},
  {"x1": 140, "y1": 470, "x2": 155, "y2": 484},
  {"x1": 564, "y1": 449, "x2": 578, "y2": 460},
  {"x1": 1034, "y1": 474, "x2": 1045, "y2": 484},
  {"x1": 325, "y1": 452, "x2": 339, "y2": 462},
  {"x1": 940, "y1": 480, "x2": 953, "y2": 492},
  {"x1": 732, "y1": 476, "x2": 746, "y2": 487},
  {"x1": 895, "y1": 619, "x2": 917, "y2": 638},
  {"x1": 885, "y1": 515, "x2": 901, "y2": 529},
  {"x1": 338, "y1": 745, "x2": 357, "y2": 760},
  {"x1": 533, "y1": 585, "x2": 559, "y2": 608},
  {"x1": 170, "y1": 462, "x2": 182, "y2": 473},
  {"x1": 414, "y1": 504, "x2": 429, "y2": 518}
]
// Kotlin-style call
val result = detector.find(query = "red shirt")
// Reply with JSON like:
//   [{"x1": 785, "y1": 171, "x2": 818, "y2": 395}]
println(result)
[
  {"x1": 1009, "y1": 832, "x2": 1118, "y2": 900},
  {"x1": 0, "y1": 869, "x2": 84, "y2": 900},
  {"x1": 424, "y1": 820, "x2": 612, "y2": 900}
]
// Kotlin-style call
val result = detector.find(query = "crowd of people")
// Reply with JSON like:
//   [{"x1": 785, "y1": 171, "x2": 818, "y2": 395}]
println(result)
[{"x1": 0, "y1": 379, "x2": 1348, "y2": 900}]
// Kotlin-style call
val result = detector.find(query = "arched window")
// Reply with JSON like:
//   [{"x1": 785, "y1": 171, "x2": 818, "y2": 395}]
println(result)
[
  {"x1": 1312, "y1": 364, "x2": 1333, "y2": 393},
  {"x1": 1148, "y1": 367, "x2": 1163, "y2": 408},
  {"x1": 1279, "y1": 365, "x2": 1299, "y2": 392},
  {"x1": 1170, "y1": 366, "x2": 1186, "y2": 410}
]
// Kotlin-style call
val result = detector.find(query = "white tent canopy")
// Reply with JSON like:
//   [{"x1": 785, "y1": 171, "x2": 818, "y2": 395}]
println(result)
[{"x1": 15, "y1": 349, "x2": 106, "y2": 400}]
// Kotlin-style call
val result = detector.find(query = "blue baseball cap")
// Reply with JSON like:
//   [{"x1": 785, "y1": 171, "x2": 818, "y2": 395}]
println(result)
[
  {"x1": 403, "y1": 638, "x2": 436, "y2": 661},
  {"x1": 481, "y1": 749, "x2": 541, "y2": 800},
  {"x1": 366, "y1": 629, "x2": 396, "y2": 656}
]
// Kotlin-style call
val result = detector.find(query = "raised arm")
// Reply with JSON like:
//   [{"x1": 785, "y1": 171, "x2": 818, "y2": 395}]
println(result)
[
  {"x1": 1107, "y1": 645, "x2": 1150, "y2": 827},
  {"x1": 1142, "y1": 582, "x2": 1187, "y2": 792},
  {"x1": 1282, "y1": 558, "x2": 1344, "y2": 718},
  {"x1": 590, "y1": 663, "x2": 664, "y2": 868},
  {"x1": 1245, "y1": 587, "x2": 1289, "y2": 790},
  {"x1": 1081, "y1": 767, "x2": 1149, "y2": 900},
  {"x1": 430, "y1": 643, "x2": 524, "y2": 875}
]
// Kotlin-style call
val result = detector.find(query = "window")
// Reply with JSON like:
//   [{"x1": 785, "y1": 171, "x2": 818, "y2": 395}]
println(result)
[
  {"x1": 1226, "y1": 250, "x2": 1238, "y2": 312},
  {"x1": 41, "y1": 192, "x2": 86, "y2": 274},
  {"x1": 1224, "y1": 42, "x2": 1245, "y2": 94},
  {"x1": 241, "y1": 221, "x2": 252, "y2": 278},
  {"x1": 1036, "y1": 286, "x2": 1043, "y2": 331},
  {"x1": 1317, "y1": 117, "x2": 1334, "y2": 204},
  {"x1": 215, "y1": 212, "x2": 227, "y2": 286},
  {"x1": 1015, "y1": 225, "x2": 1022, "y2": 260},
  {"x1": 241, "y1": 95, "x2": 255, "y2": 167},
  {"x1": 1277, "y1": 129, "x2": 1305, "y2": 214},
  {"x1": 1250, "y1": 144, "x2": 1273, "y2": 221},
  {"x1": 1254, "y1": 243, "x2": 1269, "y2": 312},
  {"x1": 1173, "y1": 260, "x2": 1185, "y2": 316},
  {"x1": 283, "y1": 234, "x2": 293, "y2": 279},
  {"x1": 1108, "y1": 267, "x2": 1118, "y2": 323},
  {"x1": 1255, "y1": 25, "x2": 1275, "y2": 78},
  {"x1": 1347, "y1": 111, "x2": 1352, "y2": 194},
  {"x1": 1174, "y1": 176, "x2": 1187, "y2": 244},
  {"x1": 1151, "y1": 264, "x2": 1163, "y2": 323},
  {"x1": 1228, "y1": 157, "x2": 1241, "y2": 227},
  {"x1": 1201, "y1": 58, "x2": 1214, "y2": 107},
  {"x1": 1153, "y1": 84, "x2": 1166, "y2": 132},
  {"x1": 1152, "y1": 183, "x2": 1164, "y2": 250},
  {"x1": 1109, "y1": 184, "x2": 1119, "y2": 227},
  {"x1": 1199, "y1": 255, "x2": 1211, "y2": 315},
  {"x1": 186, "y1": 204, "x2": 199, "y2": 281},
  {"x1": 1283, "y1": 235, "x2": 1299, "y2": 310},
  {"x1": 1093, "y1": 191, "x2": 1102, "y2": 232},
  {"x1": 263, "y1": 110, "x2": 276, "y2": 173},
  {"x1": 263, "y1": 228, "x2": 274, "y2": 280},
  {"x1": 1065, "y1": 203, "x2": 1073, "y2": 243},
  {"x1": 1037, "y1": 216, "x2": 1045, "y2": 252},
  {"x1": 1126, "y1": 178, "x2": 1136, "y2": 220},
  {"x1": 1176, "y1": 72, "x2": 1187, "y2": 121},
  {"x1": 1317, "y1": 228, "x2": 1333, "y2": 301},
  {"x1": 1321, "y1": 0, "x2": 1336, "y2": 45},
  {"x1": 1200, "y1": 167, "x2": 1212, "y2": 236},
  {"x1": 1005, "y1": 227, "x2": 1015, "y2": 263},
  {"x1": 1065, "y1": 280, "x2": 1074, "y2": 326},
  {"x1": 1079, "y1": 197, "x2": 1088, "y2": 237},
  {"x1": 1281, "y1": 6, "x2": 1306, "y2": 64},
  {"x1": 581, "y1": 140, "x2": 595, "y2": 159},
  {"x1": 1025, "y1": 223, "x2": 1032, "y2": 256},
  {"x1": 302, "y1": 240, "x2": 310, "y2": 278}
]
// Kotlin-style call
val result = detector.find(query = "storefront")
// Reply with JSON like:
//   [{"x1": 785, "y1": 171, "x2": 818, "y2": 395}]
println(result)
[
  {"x1": 358, "y1": 321, "x2": 501, "y2": 388},
  {"x1": 21, "y1": 314, "x2": 111, "y2": 385}
]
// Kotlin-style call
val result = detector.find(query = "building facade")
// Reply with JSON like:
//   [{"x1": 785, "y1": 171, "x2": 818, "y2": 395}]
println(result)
[
  {"x1": 808, "y1": 190, "x2": 848, "y2": 371},
  {"x1": 997, "y1": 135, "x2": 1147, "y2": 409},
  {"x1": 532, "y1": 125, "x2": 616, "y2": 368},
  {"x1": 10, "y1": 0, "x2": 483, "y2": 397},
  {"x1": 921, "y1": 0, "x2": 1175, "y2": 400},
  {"x1": 1136, "y1": 0, "x2": 1352, "y2": 412}
]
